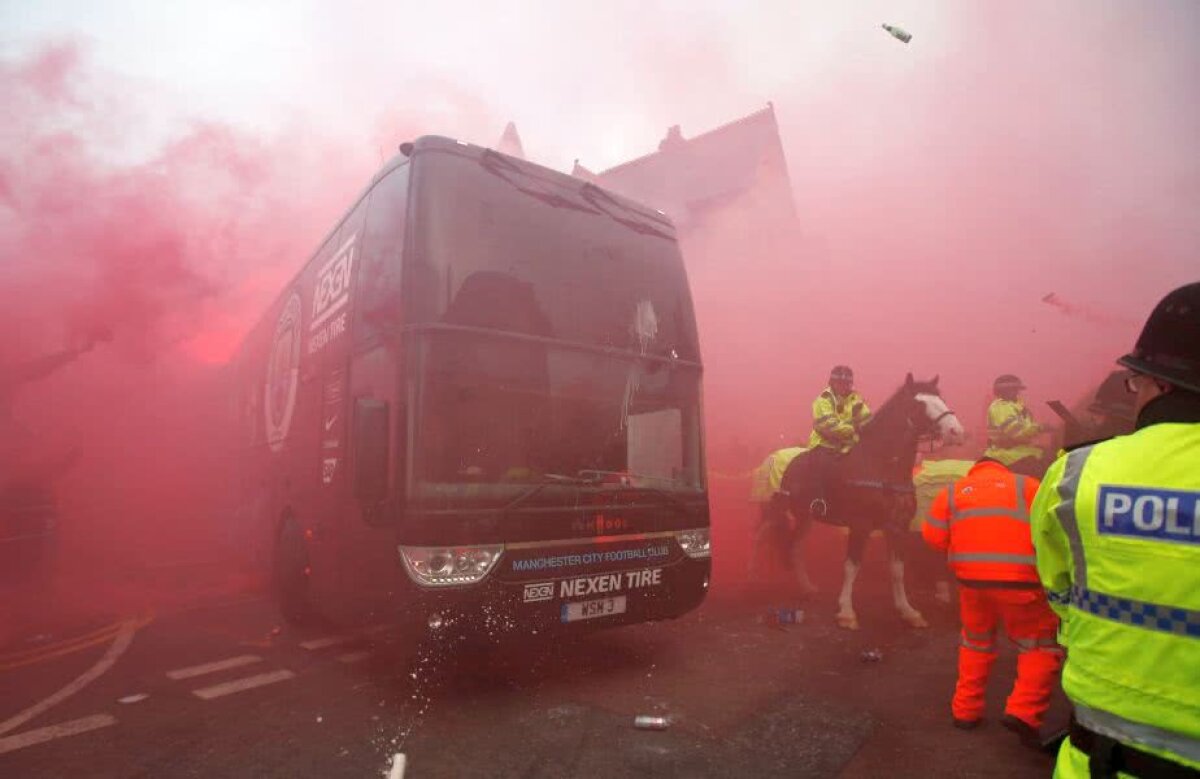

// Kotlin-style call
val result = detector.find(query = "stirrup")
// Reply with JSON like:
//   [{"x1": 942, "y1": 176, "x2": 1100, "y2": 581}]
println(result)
[{"x1": 809, "y1": 498, "x2": 828, "y2": 518}]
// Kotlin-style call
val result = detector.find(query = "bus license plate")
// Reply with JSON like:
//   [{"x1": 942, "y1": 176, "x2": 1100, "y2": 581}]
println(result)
[{"x1": 561, "y1": 595, "x2": 627, "y2": 623}]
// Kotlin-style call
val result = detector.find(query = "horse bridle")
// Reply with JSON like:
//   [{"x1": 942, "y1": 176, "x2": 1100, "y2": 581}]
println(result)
[{"x1": 916, "y1": 402, "x2": 957, "y2": 451}]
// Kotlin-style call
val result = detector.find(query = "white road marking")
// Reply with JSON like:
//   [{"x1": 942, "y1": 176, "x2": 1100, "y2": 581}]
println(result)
[
  {"x1": 191, "y1": 669, "x2": 295, "y2": 700},
  {"x1": 117, "y1": 694, "x2": 149, "y2": 705},
  {"x1": 0, "y1": 714, "x2": 118, "y2": 755},
  {"x1": 388, "y1": 752, "x2": 407, "y2": 779},
  {"x1": 337, "y1": 650, "x2": 371, "y2": 664},
  {"x1": 0, "y1": 619, "x2": 140, "y2": 736},
  {"x1": 299, "y1": 635, "x2": 354, "y2": 651},
  {"x1": 166, "y1": 654, "x2": 262, "y2": 680}
]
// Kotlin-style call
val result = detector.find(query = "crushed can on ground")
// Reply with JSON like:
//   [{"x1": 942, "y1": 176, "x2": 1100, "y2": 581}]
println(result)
[
  {"x1": 760, "y1": 607, "x2": 805, "y2": 627},
  {"x1": 634, "y1": 715, "x2": 670, "y2": 730}
]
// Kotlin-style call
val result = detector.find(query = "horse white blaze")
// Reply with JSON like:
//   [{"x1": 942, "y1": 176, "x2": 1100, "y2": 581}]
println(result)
[{"x1": 916, "y1": 393, "x2": 964, "y2": 443}]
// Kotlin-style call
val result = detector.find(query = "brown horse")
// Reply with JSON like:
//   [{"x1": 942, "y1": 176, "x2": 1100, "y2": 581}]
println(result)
[{"x1": 781, "y1": 374, "x2": 964, "y2": 629}]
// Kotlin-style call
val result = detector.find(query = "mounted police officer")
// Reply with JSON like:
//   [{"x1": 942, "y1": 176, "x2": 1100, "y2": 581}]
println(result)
[
  {"x1": 1031, "y1": 281, "x2": 1200, "y2": 777},
  {"x1": 985, "y1": 374, "x2": 1051, "y2": 477},
  {"x1": 806, "y1": 365, "x2": 871, "y2": 516}
]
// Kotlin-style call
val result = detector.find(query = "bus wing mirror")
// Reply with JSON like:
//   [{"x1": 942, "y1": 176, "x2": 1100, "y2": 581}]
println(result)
[{"x1": 354, "y1": 398, "x2": 390, "y2": 505}]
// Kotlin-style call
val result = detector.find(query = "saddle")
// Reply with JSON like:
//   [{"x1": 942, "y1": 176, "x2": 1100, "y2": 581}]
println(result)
[
  {"x1": 780, "y1": 447, "x2": 917, "y2": 527},
  {"x1": 779, "y1": 447, "x2": 847, "y2": 525}
]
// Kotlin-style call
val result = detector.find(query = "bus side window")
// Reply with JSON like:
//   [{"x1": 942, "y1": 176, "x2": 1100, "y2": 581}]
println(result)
[
  {"x1": 353, "y1": 398, "x2": 389, "y2": 506},
  {"x1": 355, "y1": 163, "x2": 410, "y2": 350}
]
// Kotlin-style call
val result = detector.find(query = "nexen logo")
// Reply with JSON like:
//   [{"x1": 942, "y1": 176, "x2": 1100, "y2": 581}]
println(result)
[
  {"x1": 1098, "y1": 485, "x2": 1200, "y2": 544},
  {"x1": 523, "y1": 582, "x2": 554, "y2": 603}
]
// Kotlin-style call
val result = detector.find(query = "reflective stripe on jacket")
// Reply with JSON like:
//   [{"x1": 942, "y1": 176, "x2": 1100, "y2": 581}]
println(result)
[
  {"x1": 923, "y1": 460, "x2": 1040, "y2": 586},
  {"x1": 808, "y1": 388, "x2": 870, "y2": 453}
]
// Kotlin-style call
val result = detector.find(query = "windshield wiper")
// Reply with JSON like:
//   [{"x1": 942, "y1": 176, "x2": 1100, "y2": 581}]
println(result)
[
  {"x1": 500, "y1": 472, "x2": 598, "y2": 511},
  {"x1": 580, "y1": 184, "x2": 674, "y2": 240},
  {"x1": 575, "y1": 470, "x2": 692, "y2": 509}
]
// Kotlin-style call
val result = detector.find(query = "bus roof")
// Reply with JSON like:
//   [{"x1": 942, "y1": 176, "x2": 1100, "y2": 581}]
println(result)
[{"x1": 400, "y1": 135, "x2": 677, "y2": 236}]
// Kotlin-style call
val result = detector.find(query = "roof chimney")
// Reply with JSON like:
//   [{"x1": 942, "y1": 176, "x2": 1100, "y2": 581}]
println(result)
[
  {"x1": 658, "y1": 124, "x2": 685, "y2": 151},
  {"x1": 571, "y1": 159, "x2": 598, "y2": 182},
  {"x1": 496, "y1": 122, "x2": 525, "y2": 159}
]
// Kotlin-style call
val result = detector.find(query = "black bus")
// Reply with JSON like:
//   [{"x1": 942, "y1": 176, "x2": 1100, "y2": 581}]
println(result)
[{"x1": 229, "y1": 136, "x2": 710, "y2": 637}]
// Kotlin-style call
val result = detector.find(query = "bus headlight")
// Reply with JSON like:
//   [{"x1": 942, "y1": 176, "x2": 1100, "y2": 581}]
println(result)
[
  {"x1": 399, "y1": 545, "x2": 505, "y2": 587},
  {"x1": 675, "y1": 528, "x2": 711, "y2": 559}
]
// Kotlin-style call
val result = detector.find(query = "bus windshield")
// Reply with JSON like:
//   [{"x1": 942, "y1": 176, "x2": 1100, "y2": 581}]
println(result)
[{"x1": 407, "y1": 149, "x2": 704, "y2": 508}]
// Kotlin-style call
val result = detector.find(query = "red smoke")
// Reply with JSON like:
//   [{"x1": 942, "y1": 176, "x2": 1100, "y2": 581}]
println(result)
[
  {"x1": 2, "y1": 2, "x2": 1197, "y2": 625},
  {"x1": 0, "y1": 39, "x2": 507, "y2": 632},
  {"x1": 0, "y1": 43, "x2": 375, "y2": 630}
]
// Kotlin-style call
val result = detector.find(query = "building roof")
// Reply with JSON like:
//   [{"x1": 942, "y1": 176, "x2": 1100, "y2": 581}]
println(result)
[{"x1": 582, "y1": 104, "x2": 794, "y2": 227}]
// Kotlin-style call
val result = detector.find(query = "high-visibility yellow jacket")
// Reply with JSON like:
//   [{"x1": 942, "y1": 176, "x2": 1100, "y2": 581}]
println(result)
[
  {"x1": 808, "y1": 388, "x2": 871, "y2": 453},
  {"x1": 1031, "y1": 421, "x2": 1200, "y2": 772},
  {"x1": 984, "y1": 398, "x2": 1043, "y2": 465},
  {"x1": 911, "y1": 459, "x2": 974, "y2": 531}
]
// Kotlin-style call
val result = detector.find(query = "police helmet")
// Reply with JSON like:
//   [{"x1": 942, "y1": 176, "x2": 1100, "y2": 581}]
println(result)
[
  {"x1": 830, "y1": 365, "x2": 854, "y2": 383},
  {"x1": 1118, "y1": 282, "x2": 1200, "y2": 394},
  {"x1": 993, "y1": 374, "x2": 1026, "y2": 394}
]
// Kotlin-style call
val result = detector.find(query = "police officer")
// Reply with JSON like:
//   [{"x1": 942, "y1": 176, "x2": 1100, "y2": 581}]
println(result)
[
  {"x1": 1031, "y1": 281, "x2": 1200, "y2": 777},
  {"x1": 810, "y1": 365, "x2": 871, "y2": 453},
  {"x1": 985, "y1": 375, "x2": 1049, "y2": 477},
  {"x1": 806, "y1": 365, "x2": 871, "y2": 516}
]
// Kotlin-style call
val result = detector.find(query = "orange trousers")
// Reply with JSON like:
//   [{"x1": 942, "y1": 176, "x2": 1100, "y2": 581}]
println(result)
[{"x1": 953, "y1": 586, "x2": 1062, "y2": 728}]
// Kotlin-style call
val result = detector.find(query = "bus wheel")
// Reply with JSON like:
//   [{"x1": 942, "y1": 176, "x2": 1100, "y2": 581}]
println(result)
[{"x1": 274, "y1": 520, "x2": 315, "y2": 625}]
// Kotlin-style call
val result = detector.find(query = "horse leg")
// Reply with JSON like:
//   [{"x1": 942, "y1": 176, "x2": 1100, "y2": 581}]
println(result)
[
  {"x1": 747, "y1": 505, "x2": 770, "y2": 582},
  {"x1": 888, "y1": 530, "x2": 929, "y2": 628},
  {"x1": 791, "y1": 513, "x2": 819, "y2": 595},
  {"x1": 836, "y1": 527, "x2": 867, "y2": 630}
]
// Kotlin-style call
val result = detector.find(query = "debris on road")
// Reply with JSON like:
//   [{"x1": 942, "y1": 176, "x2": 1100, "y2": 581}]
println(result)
[
  {"x1": 760, "y1": 607, "x2": 805, "y2": 627},
  {"x1": 861, "y1": 649, "x2": 884, "y2": 663},
  {"x1": 388, "y1": 752, "x2": 407, "y2": 779},
  {"x1": 117, "y1": 694, "x2": 148, "y2": 705},
  {"x1": 634, "y1": 715, "x2": 670, "y2": 730}
]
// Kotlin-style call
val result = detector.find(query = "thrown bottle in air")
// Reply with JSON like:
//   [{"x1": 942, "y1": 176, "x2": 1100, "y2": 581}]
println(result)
[{"x1": 882, "y1": 23, "x2": 912, "y2": 44}]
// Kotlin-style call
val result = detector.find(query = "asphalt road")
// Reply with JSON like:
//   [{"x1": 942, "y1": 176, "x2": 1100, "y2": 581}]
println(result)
[{"x1": 0, "y1": 561, "x2": 1061, "y2": 778}]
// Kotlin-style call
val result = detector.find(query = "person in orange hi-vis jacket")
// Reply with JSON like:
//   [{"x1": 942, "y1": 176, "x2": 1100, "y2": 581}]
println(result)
[{"x1": 922, "y1": 457, "x2": 1062, "y2": 744}]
